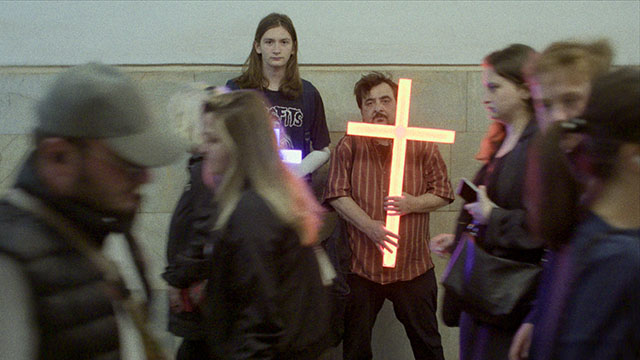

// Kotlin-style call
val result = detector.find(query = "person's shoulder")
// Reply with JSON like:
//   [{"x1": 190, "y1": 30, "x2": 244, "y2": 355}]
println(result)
[
  {"x1": 225, "y1": 78, "x2": 239, "y2": 90},
  {"x1": 301, "y1": 79, "x2": 320, "y2": 94},
  {"x1": 231, "y1": 190, "x2": 279, "y2": 225},
  {"x1": 0, "y1": 201, "x2": 61, "y2": 259},
  {"x1": 334, "y1": 135, "x2": 356, "y2": 151},
  {"x1": 406, "y1": 139, "x2": 439, "y2": 160},
  {"x1": 574, "y1": 219, "x2": 640, "y2": 275},
  {"x1": 225, "y1": 190, "x2": 289, "y2": 250},
  {"x1": 598, "y1": 231, "x2": 640, "y2": 268}
]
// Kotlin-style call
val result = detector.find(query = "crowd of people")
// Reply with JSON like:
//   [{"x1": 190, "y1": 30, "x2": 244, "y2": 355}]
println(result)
[{"x1": 0, "y1": 11, "x2": 638, "y2": 360}]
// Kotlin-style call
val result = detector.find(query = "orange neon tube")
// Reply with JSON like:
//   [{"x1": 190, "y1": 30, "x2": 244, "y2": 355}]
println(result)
[{"x1": 346, "y1": 78, "x2": 456, "y2": 268}]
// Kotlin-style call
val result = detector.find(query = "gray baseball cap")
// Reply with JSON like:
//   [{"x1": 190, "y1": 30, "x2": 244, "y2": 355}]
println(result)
[{"x1": 36, "y1": 62, "x2": 186, "y2": 167}]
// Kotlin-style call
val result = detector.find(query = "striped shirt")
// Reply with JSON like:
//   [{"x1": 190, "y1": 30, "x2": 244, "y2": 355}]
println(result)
[{"x1": 323, "y1": 135, "x2": 454, "y2": 284}]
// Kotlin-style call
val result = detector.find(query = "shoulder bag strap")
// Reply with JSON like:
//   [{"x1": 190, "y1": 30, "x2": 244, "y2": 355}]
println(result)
[{"x1": 4, "y1": 189, "x2": 169, "y2": 360}]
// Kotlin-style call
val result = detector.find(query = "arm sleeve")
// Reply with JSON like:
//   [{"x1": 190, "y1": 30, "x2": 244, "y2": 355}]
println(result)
[
  {"x1": 163, "y1": 160, "x2": 214, "y2": 288},
  {"x1": 484, "y1": 207, "x2": 534, "y2": 249},
  {"x1": 0, "y1": 255, "x2": 38, "y2": 360},
  {"x1": 322, "y1": 136, "x2": 353, "y2": 206},
  {"x1": 309, "y1": 87, "x2": 331, "y2": 150},
  {"x1": 423, "y1": 144, "x2": 455, "y2": 202},
  {"x1": 297, "y1": 147, "x2": 330, "y2": 177}
]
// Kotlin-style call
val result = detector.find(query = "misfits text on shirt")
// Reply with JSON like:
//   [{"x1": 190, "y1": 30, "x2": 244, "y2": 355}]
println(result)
[{"x1": 270, "y1": 106, "x2": 303, "y2": 127}]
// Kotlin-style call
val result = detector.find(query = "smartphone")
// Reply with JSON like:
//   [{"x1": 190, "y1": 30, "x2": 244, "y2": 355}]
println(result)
[{"x1": 456, "y1": 178, "x2": 479, "y2": 203}]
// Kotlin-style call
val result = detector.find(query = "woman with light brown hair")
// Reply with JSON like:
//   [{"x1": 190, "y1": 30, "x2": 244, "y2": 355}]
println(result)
[{"x1": 200, "y1": 90, "x2": 333, "y2": 358}]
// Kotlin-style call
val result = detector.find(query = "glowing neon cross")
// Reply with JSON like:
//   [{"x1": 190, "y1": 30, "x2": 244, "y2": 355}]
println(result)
[{"x1": 347, "y1": 78, "x2": 455, "y2": 268}]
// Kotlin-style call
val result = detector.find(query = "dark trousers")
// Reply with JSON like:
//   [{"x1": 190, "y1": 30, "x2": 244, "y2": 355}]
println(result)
[
  {"x1": 176, "y1": 338, "x2": 210, "y2": 360},
  {"x1": 343, "y1": 269, "x2": 444, "y2": 360}
]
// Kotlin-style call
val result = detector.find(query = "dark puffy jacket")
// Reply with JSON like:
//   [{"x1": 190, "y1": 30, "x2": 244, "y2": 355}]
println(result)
[{"x1": 0, "y1": 157, "x2": 122, "y2": 359}]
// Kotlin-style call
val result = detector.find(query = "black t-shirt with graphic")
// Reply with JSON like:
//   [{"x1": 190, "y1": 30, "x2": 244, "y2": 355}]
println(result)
[{"x1": 225, "y1": 79, "x2": 330, "y2": 158}]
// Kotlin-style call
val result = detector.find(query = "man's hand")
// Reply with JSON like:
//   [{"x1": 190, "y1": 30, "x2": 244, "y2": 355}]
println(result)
[
  {"x1": 509, "y1": 322, "x2": 534, "y2": 360},
  {"x1": 462, "y1": 185, "x2": 498, "y2": 225},
  {"x1": 384, "y1": 192, "x2": 418, "y2": 216},
  {"x1": 364, "y1": 220, "x2": 399, "y2": 254},
  {"x1": 430, "y1": 233, "x2": 455, "y2": 258}
]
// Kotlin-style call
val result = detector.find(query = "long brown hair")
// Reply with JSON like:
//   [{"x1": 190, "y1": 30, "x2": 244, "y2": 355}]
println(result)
[
  {"x1": 526, "y1": 68, "x2": 640, "y2": 250},
  {"x1": 233, "y1": 13, "x2": 303, "y2": 99},
  {"x1": 484, "y1": 43, "x2": 536, "y2": 112}
]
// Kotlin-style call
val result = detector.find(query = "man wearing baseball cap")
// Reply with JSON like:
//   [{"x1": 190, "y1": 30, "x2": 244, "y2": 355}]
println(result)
[{"x1": 0, "y1": 62, "x2": 184, "y2": 359}]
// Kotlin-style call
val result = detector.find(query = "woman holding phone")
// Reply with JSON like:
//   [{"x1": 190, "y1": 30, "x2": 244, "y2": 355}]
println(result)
[{"x1": 431, "y1": 44, "x2": 544, "y2": 359}]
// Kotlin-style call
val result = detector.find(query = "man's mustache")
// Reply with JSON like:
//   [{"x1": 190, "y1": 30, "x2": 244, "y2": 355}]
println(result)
[{"x1": 373, "y1": 111, "x2": 388, "y2": 119}]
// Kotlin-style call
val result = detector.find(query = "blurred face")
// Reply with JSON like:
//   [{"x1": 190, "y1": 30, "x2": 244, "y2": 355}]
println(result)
[
  {"x1": 202, "y1": 113, "x2": 232, "y2": 181},
  {"x1": 361, "y1": 83, "x2": 397, "y2": 125},
  {"x1": 482, "y1": 67, "x2": 528, "y2": 124},
  {"x1": 76, "y1": 140, "x2": 151, "y2": 217},
  {"x1": 533, "y1": 68, "x2": 592, "y2": 132},
  {"x1": 255, "y1": 26, "x2": 295, "y2": 70}
]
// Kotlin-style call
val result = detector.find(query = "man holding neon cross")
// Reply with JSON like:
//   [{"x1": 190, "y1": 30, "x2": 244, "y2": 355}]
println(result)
[{"x1": 323, "y1": 72, "x2": 454, "y2": 360}]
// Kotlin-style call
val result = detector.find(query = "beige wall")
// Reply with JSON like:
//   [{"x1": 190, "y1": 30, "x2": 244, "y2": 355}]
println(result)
[{"x1": 0, "y1": 65, "x2": 495, "y2": 359}]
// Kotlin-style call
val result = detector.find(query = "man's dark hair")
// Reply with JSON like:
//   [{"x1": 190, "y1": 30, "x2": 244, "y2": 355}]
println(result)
[{"x1": 353, "y1": 72, "x2": 398, "y2": 109}]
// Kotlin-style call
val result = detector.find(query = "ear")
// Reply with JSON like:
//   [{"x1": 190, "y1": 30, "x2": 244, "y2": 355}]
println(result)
[
  {"x1": 519, "y1": 83, "x2": 532, "y2": 101},
  {"x1": 254, "y1": 41, "x2": 261, "y2": 55},
  {"x1": 36, "y1": 138, "x2": 82, "y2": 195}
]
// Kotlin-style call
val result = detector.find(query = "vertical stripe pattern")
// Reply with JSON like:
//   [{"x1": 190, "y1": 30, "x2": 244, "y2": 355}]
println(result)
[{"x1": 324, "y1": 135, "x2": 454, "y2": 284}]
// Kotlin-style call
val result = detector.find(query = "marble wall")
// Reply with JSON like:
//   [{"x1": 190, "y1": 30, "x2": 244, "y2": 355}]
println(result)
[{"x1": 0, "y1": 65, "x2": 494, "y2": 359}]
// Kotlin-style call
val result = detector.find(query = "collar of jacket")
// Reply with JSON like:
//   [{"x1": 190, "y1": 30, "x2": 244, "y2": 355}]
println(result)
[{"x1": 13, "y1": 151, "x2": 133, "y2": 245}]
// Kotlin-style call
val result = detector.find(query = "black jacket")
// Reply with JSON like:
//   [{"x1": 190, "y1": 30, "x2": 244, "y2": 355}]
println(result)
[
  {"x1": 162, "y1": 154, "x2": 215, "y2": 338},
  {"x1": 206, "y1": 190, "x2": 331, "y2": 359},
  {"x1": 452, "y1": 121, "x2": 545, "y2": 327}
]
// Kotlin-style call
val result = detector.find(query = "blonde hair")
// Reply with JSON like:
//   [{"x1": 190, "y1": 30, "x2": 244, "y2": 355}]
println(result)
[
  {"x1": 167, "y1": 83, "x2": 229, "y2": 152},
  {"x1": 530, "y1": 39, "x2": 613, "y2": 82},
  {"x1": 204, "y1": 90, "x2": 322, "y2": 246}
]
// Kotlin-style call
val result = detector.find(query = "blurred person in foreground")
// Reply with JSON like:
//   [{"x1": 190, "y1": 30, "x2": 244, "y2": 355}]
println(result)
[
  {"x1": 201, "y1": 90, "x2": 333, "y2": 359},
  {"x1": 162, "y1": 83, "x2": 228, "y2": 359},
  {"x1": 528, "y1": 39, "x2": 612, "y2": 132},
  {"x1": 0, "y1": 62, "x2": 184, "y2": 359},
  {"x1": 509, "y1": 68, "x2": 640, "y2": 360}
]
